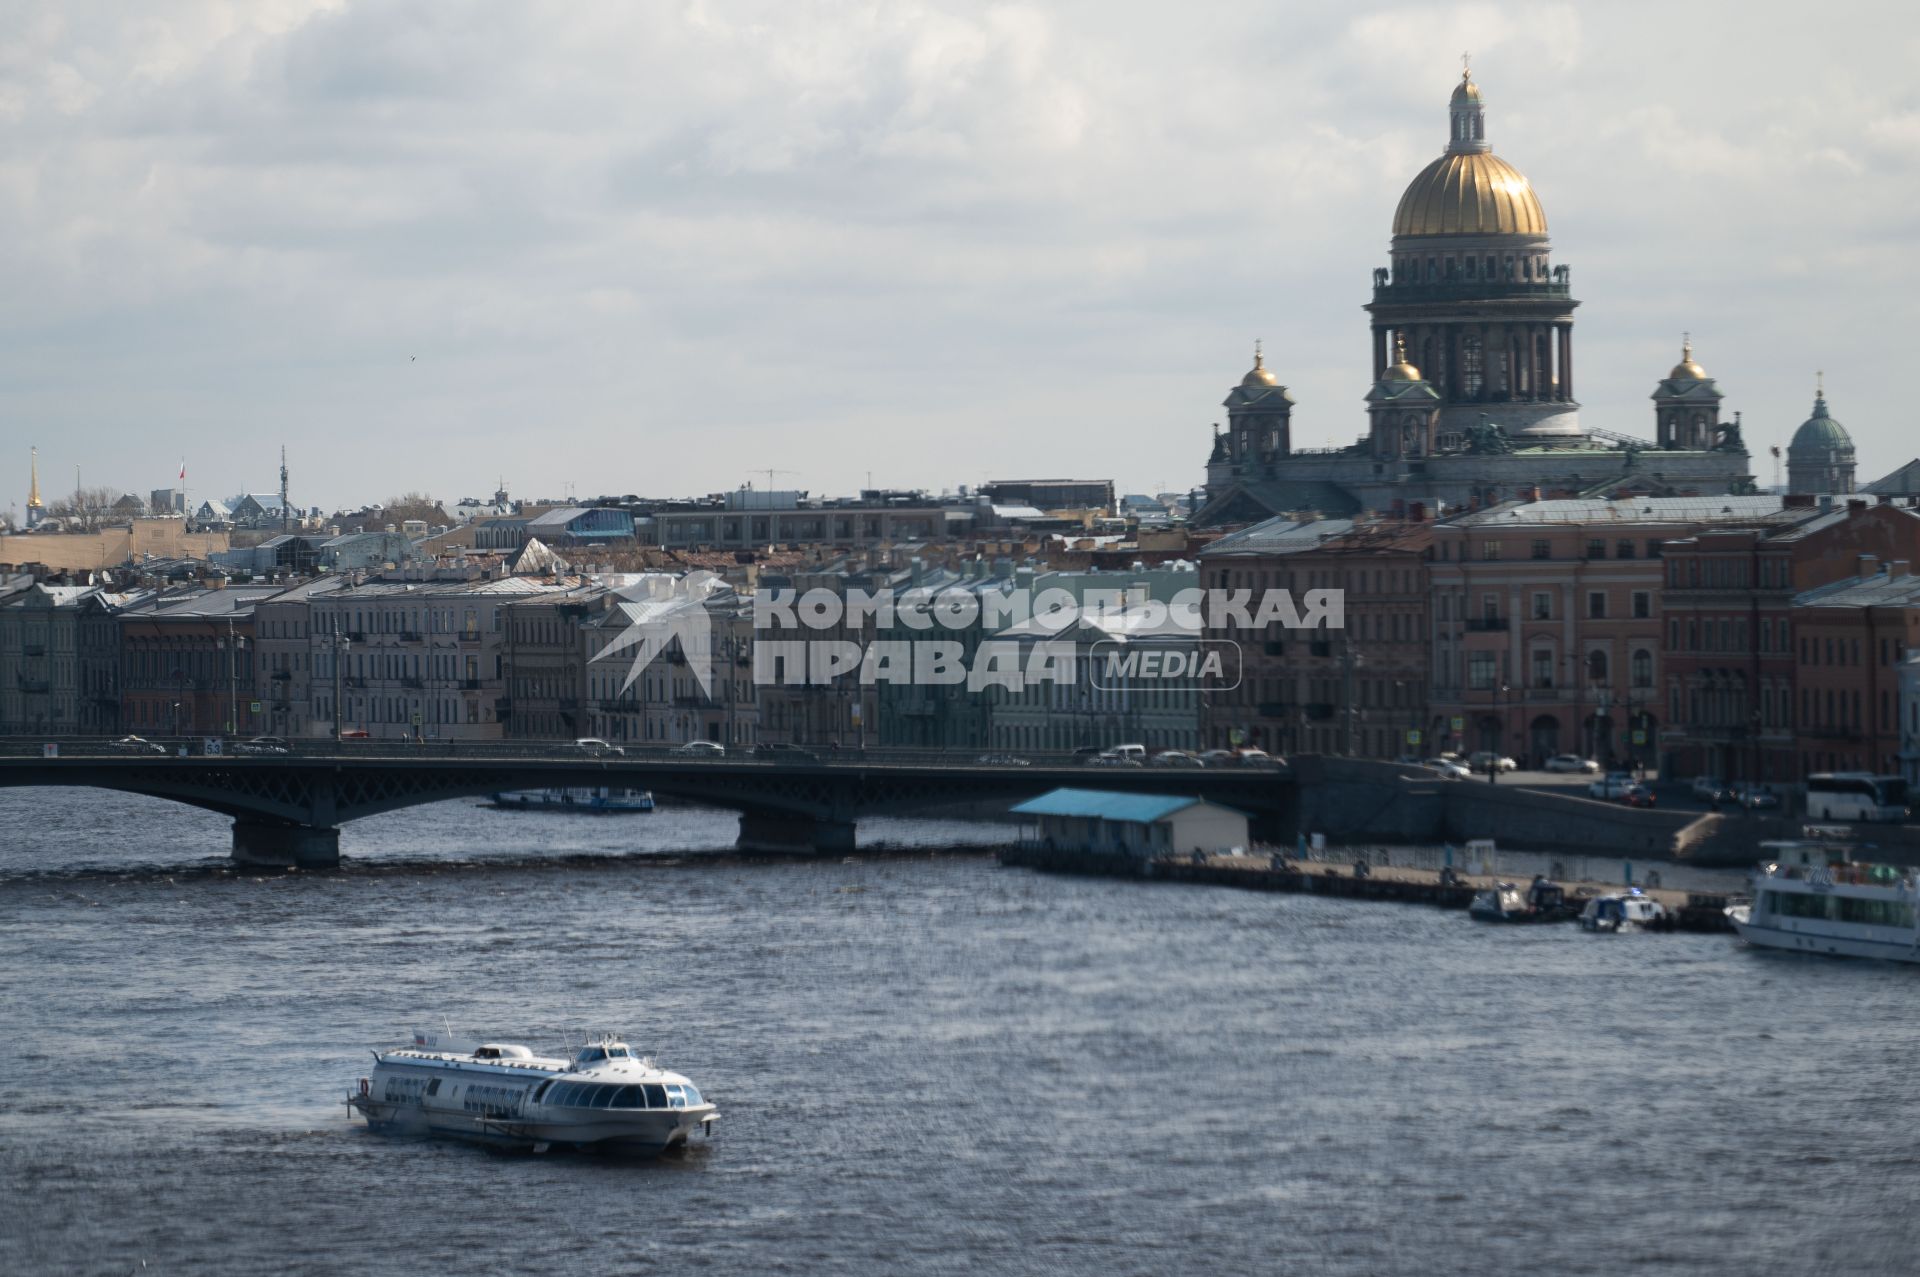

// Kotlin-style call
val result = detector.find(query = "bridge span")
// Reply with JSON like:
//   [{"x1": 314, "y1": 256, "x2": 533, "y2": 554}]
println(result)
[{"x1": 0, "y1": 741, "x2": 1296, "y2": 867}]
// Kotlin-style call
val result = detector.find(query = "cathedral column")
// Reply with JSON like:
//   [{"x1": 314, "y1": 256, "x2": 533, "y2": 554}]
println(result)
[
  {"x1": 1373, "y1": 326, "x2": 1388, "y2": 381},
  {"x1": 1557, "y1": 325, "x2": 1573, "y2": 401}
]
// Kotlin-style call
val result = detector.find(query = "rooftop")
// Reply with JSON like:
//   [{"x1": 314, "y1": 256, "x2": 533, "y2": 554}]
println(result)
[{"x1": 1010, "y1": 789, "x2": 1218, "y2": 824}]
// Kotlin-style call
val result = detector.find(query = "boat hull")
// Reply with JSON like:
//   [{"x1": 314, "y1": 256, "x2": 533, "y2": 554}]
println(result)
[
  {"x1": 351, "y1": 1095, "x2": 716, "y2": 1153},
  {"x1": 1727, "y1": 906, "x2": 1920, "y2": 963}
]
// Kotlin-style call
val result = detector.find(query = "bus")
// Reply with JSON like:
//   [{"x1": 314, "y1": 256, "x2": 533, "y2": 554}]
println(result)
[{"x1": 1805, "y1": 773, "x2": 1911, "y2": 823}]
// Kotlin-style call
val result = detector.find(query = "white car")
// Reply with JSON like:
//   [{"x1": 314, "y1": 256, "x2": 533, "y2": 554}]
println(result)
[
  {"x1": 1543, "y1": 754, "x2": 1600, "y2": 774},
  {"x1": 1422, "y1": 757, "x2": 1472, "y2": 780},
  {"x1": 1150, "y1": 751, "x2": 1206, "y2": 768},
  {"x1": 1468, "y1": 751, "x2": 1518, "y2": 774},
  {"x1": 571, "y1": 737, "x2": 625, "y2": 757},
  {"x1": 1691, "y1": 776, "x2": 1733, "y2": 803},
  {"x1": 1588, "y1": 773, "x2": 1637, "y2": 800},
  {"x1": 671, "y1": 741, "x2": 726, "y2": 757}
]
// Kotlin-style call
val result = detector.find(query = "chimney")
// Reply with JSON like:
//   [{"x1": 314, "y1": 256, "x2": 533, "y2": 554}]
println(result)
[
  {"x1": 1848, "y1": 499, "x2": 1868, "y2": 516},
  {"x1": 1858, "y1": 553, "x2": 1879, "y2": 578},
  {"x1": 1891, "y1": 561, "x2": 1911, "y2": 579},
  {"x1": 1818, "y1": 495, "x2": 1833, "y2": 512},
  {"x1": 1784, "y1": 494, "x2": 1816, "y2": 508}
]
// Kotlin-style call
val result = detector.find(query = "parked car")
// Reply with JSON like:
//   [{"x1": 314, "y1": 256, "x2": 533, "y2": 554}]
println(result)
[
  {"x1": 1234, "y1": 748, "x2": 1279, "y2": 767},
  {"x1": 1468, "y1": 751, "x2": 1518, "y2": 774},
  {"x1": 1198, "y1": 749, "x2": 1239, "y2": 766},
  {"x1": 753, "y1": 743, "x2": 819, "y2": 762},
  {"x1": 1691, "y1": 776, "x2": 1734, "y2": 803},
  {"x1": 1619, "y1": 782, "x2": 1657, "y2": 808},
  {"x1": 570, "y1": 737, "x2": 625, "y2": 757},
  {"x1": 108, "y1": 735, "x2": 167, "y2": 754},
  {"x1": 670, "y1": 740, "x2": 726, "y2": 757},
  {"x1": 1423, "y1": 757, "x2": 1472, "y2": 780},
  {"x1": 1086, "y1": 752, "x2": 1143, "y2": 767},
  {"x1": 1543, "y1": 754, "x2": 1600, "y2": 774},
  {"x1": 975, "y1": 753, "x2": 1030, "y2": 767},
  {"x1": 1149, "y1": 750, "x2": 1205, "y2": 768},
  {"x1": 1733, "y1": 783, "x2": 1780, "y2": 810},
  {"x1": 236, "y1": 735, "x2": 291, "y2": 756},
  {"x1": 338, "y1": 729, "x2": 370, "y2": 740},
  {"x1": 1588, "y1": 772, "x2": 1638, "y2": 800}
]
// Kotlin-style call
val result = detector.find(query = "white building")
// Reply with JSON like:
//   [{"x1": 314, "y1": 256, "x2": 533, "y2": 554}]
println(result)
[{"x1": 1011, "y1": 789, "x2": 1250, "y2": 859}]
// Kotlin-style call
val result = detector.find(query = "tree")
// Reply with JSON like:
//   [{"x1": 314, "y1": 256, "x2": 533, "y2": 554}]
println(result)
[
  {"x1": 47, "y1": 486, "x2": 125, "y2": 531},
  {"x1": 380, "y1": 491, "x2": 451, "y2": 527}
]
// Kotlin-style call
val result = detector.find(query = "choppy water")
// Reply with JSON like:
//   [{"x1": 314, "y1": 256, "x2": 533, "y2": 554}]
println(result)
[{"x1": 2, "y1": 788, "x2": 1916, "y2": 1276}]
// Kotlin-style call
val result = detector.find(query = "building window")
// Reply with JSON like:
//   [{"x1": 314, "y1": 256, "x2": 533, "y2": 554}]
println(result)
[
  {"x1": 1616, "y1": 540, "x2": 1635, "y2": 560},
  {"x1": 1631, "y1": 649, "x2": 1653, "y2": 688},
  {"x1": 1531, "y1": 650, "x2": 1554, "y2": 688},
  {"x1": 1530, "y1": 539, "x2": 1551, "y2": 560},
  {"x1": 1587, "y1": 650, "x2": 1609, "y2": 686},
  {"x1": 1632, "y1": 591, "x2": 1650, "y2": 619},
  {"x1": 1588, "y1": 592, "x2": 1607, "y2": 619},
  {"x1": 1482, "y1": 541, "x2": 1500, "y2": 561},
  {"x1": 1532, "y1": 592, "x2": 1552, "y2": 620},
  {"x1": 1461, "y1": 334, "x2": 1484, "y2": 398},
  {"x1": 1469, "y1": 652, "x2": 1497, "y2": 690},
  {"x1": 1586, "y1": 539, "x2": 1606, "y2": 560}
]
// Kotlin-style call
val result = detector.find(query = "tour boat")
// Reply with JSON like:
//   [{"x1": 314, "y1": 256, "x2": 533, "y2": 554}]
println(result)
[
  {"x1": 1726, "y1": 842, "x2": 1920, "y2": 963},
  {"x1": 1578, "y1": 890, "x2": 1669, "y2": 933},
  {"x1": 347, "y1": 1032, "x2": 717, "y2": 1153},
  {"x1": 486, "y1": 787, "x2": 655, "y2": 813}
]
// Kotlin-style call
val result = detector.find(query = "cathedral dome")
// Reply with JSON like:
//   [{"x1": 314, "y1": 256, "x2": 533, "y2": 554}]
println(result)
[
  {"x1": 1393, "y1": 152, "x2": 1546, "y2": 237},
  {"x1": 1669, "y1": 337, "x2": 1707, "y2": 381},
  {"x1": 1789, "y1": 389, "x2": 1853, "y2": 457},
  {"x1": 1242, "y1": 345, "x2": 1279, "y2": 388},
  {"x1": 1394, "y1": 71, "x2": 1547, "y2": 238}
]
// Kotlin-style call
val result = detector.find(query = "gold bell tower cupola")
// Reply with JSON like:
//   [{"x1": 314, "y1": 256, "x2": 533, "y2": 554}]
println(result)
[
  {"x1": 1366, "y1": 68, "x2": 1581, "y2": 443},
  {"x1": 25, "y1": 445, "x2": 45, "y2": 529}
]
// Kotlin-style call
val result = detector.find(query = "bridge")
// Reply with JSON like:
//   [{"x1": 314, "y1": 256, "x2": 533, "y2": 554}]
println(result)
[{"x1": 0, "y1": 740, "x2": 1296, "y2": 867}]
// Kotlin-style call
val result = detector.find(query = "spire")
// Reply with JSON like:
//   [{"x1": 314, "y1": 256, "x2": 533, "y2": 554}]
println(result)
[
  {"x1": 27, "y1": 446, "x2": 41, "y2": 510},
  {"x1": 1447, "y1": 64, "x2": 1488, "y2": 155},
  {"x1": 279, "y1": 444, "x2": 290, "y2": 531},
  {"x1": 1384, "y1": 331, "x2": 1422, "y2": 381},
  {"x1": 1814, "y1": 370, "x2": 1827, "y2": 416}
]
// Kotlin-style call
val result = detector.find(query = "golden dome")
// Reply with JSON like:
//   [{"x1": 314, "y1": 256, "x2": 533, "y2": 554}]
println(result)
[
  {"x1": 1383, "y1": 333, "x2": 1421, "y2": 381},
  {"x1": 1242, "y1": 342, "x2": 1279, "y2": 388},
  {"x1": 1451, "y1": 70, "x2": 1481, "y2": 104},
  {"x1": 1668, "y1": 335, "x2": 1707, "y2": 381},
  {"x1": 1393, "y1": 150, "x2": 1546, "y2": 237}
]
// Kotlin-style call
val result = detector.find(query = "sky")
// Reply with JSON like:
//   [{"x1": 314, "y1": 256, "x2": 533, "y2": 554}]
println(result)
[{"x1": 3, "y1": 0, "x2": 1919, "y2": 514}]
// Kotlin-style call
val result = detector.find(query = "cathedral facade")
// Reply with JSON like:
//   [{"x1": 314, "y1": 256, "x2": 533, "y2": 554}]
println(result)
[{"x1": 1198, "y1": 72, "x2": 1754, "y2": 525}]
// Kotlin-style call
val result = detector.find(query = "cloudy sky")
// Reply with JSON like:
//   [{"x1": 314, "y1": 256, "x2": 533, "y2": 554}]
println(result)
[{"x1": 4, "y1": 0, "x2": 1918, "y2": 513}]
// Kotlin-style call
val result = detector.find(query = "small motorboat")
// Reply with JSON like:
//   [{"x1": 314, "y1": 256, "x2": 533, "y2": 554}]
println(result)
[
  {"x1": 1579, "y1": 889, "x2": 1670, "y2": 933},
  {"x1": 1469, "y1": 876, "x2": 1578, "y2": 924}
]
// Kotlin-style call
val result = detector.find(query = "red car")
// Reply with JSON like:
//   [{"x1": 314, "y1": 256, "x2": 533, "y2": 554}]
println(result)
[{"x1": 1618, "y1": 783, "x2": 1656, "y2": 808}]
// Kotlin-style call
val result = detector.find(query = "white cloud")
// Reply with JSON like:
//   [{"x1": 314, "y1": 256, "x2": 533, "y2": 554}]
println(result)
[{"x1": 3, "y1": 0, "x2": 1920, "y2": 513}]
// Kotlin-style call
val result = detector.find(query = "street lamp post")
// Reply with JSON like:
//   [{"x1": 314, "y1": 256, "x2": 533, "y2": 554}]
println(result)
[
  {"x1": 1490, "y1": 683, "x2": 1510, "y2": 784},
  {"x1": 331, "y1": 629, "x2": 352, "y2": 744}
]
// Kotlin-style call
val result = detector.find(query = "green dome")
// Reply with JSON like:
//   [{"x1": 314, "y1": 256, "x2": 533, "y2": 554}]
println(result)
[{"x1": 1789, "y1": 393, "x2": 1854, "y2": 457}]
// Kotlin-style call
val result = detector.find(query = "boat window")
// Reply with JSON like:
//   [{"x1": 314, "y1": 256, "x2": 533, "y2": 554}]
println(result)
[
  {"x1": 474, "y1": 1047, "x2": 499, "y2": 1059},
  {"x1": 612, "y1": 1085, "x2": 641, "y2": 1108},
  {"x1": 591, "y1": 1085, "x2": 618, "y2": 1108},
  {"x1": 681, "y1": 1085, "x2": 703, "y2": 1107},
  {"x1": 643, "y1": 1084, "x2": 667, "y2": 1109},
  {"x1": 578, "y1": 1047, "x2": 605, "y2": 1064},
  {"x1": 665, "y1": 1085, "x2": 686, "y2": 1108},
  {"x1": 426, "y1": 1079, "x2": 440, "y2": 1097},
  {"x1": 550, "y1": 1083, "x2": 575, "y2": 1106},
  {"x1": 531, "y1": 1081, "x2": 553, "y2": 1103}
]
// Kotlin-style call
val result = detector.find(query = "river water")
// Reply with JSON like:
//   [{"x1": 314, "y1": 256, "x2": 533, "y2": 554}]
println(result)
[{"x1": 2, "y1": 788, "x2": 1916, "y2": 1276}]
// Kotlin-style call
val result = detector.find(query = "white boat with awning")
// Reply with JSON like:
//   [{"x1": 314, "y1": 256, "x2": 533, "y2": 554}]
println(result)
[{"x1": 348, "y1": 1032, "x2": 717, "y2": 1153}]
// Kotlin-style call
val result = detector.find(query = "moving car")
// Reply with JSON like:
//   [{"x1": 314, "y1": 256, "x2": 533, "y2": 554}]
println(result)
[
  {"x1": 570, "y1": 738, "x2": 625, "y2": 757},
  {"x1": 1467, "y1": 751, "x2": 1517, "y2": 774},
  {"x1": 670, "y1": 741, "x2": 726, "y2": 757},
  {"x1": 1543, "y1": 754, "x2": 1600, "y2": 774},
  {"x1": 1149, "y1": 750, "x2": 1205, "y2": 768},
  {"x1": 753, "y1": 742, "x2": 819, "y2": 762},
  {"x1": 1422, "y1": 757, "x2": 1472, "y2": 780},
  {"x1": 108, "y1": 735, "x2": 167, "y2": 754},
  {"x1": 1234, "y1": 748, "x2": 1279, "y2": 767},
  {"x1": 975, "y1": 753, "x2": 1030, "y2": 766},
  {"x1": 1086, "y1": 751, "x2": 1143, "y2": 767},
  {"x1": 1691, "y1": 776, "x2": 1734, "y2": 803},
  {"x1": 1732, "y1": 783, "x2": 1780, "y2": 810},
  {"x1": 1619, "y1": 783, "x2": 1657, "y2": 808},
  {"x1": 1588, "y1": 772, "x2": 1639, "y2": 800},
  {"x1": 236, "y1": 735, "x2": 292, "y2": 756}
]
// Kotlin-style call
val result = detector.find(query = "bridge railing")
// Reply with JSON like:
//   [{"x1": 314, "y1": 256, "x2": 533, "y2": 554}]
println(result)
[{"x1": 0, "y1": 735, "x2": 1289, "y2": 773}]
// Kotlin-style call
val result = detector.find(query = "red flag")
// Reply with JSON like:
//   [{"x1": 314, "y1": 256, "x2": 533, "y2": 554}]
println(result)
[{"x1": 179, "y1": 460, "x2": 187, "y2": 481}]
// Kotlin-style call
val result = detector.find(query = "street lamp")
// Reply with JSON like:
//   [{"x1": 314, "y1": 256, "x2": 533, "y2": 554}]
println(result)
[
  {"x1": 1490, "y1": 682, "x2": 1510, "y2": 784},
  {"x1": 330, "y1": 629, "x2": 352, "y2": 744}
]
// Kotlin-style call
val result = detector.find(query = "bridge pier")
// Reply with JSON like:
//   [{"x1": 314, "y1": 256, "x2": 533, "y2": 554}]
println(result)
[
  {"x1": 232, "y1": 819, "x2": 341, "y2": 869},
  {"x1": 736, "y1": 811, "x2": 857, "y2": 855}
]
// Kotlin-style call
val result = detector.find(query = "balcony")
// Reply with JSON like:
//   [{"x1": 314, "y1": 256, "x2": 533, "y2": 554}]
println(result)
[
  {"x1": 400, "y1": 631, "x2": 424, "y2": 642},
  {"x1": 17, "y1": 678, "x2": 49, "y2": 694},
  {"x1": 459, "y1": 678, "x2": 481, "y2": 690},
  {"x1": 1465, "y1": 617, "x2": 1510, "y2": 632},
  {"x1": 457, "y1": 633, "x2": 481, "y2": 645},
  {"x1": 22, "y1": 644, "x2": 46, "y2": 657},
  {"x1": 1258, "y1": 702, "x2": 1295, "y2": 718},
  {"x1": 270, "y1": 670, "x2": 292, "y2": 681},
  {"x1": 673, "y1": 695, "x2": 710, "y2": 707},
  {"x1": 1305, "y1": 702, "x2": 1335, "y2": 721},
  {"x1": 401, "y1": 677, "x2": 424, "y2": 689},
  {"x1": 1372, "y1": 278, "x2": 1572, "y2": 305}
]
